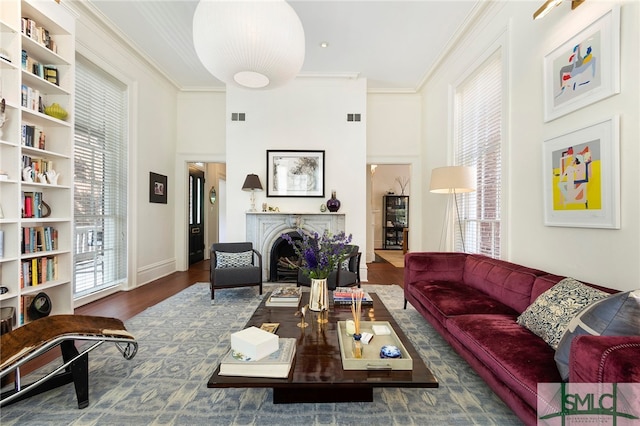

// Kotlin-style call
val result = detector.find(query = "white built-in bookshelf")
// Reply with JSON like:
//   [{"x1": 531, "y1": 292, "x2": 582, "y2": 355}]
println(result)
[{"x1": 0, "y1": 0, "x2": 74, "y2": 325}]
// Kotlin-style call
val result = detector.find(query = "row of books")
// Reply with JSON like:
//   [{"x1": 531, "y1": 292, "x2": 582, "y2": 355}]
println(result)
[
  {"x1": 22, "y1": 155, "x2": 54, "y2": 180},
  {"x1": 332, "y1": 287, "x2": 374, "y2": 306},
  {"x1": 20, "y1": 256, "x2": 59, "y2": 288},
  {"x1": 21, "y1": 124, "x2": 46, "y2": 149},
  {"x1": 21, "y1": 84, "x2": 44, "y2": 113},
  {"x1": 21, "y1": 226, "x2": 58, "y2": 254},
  {"x1": 22, "y1": 50, "x2": 59, "y2": 85},
  {"x1": 21, "y1": 17, "x2": 57, "y2": 53},
  {"x1": 264, "y1": 286, "x2": 374, "y2": 307},
  {"x1": 22, "y1": 191, "x2": 45, "y2": 218}
]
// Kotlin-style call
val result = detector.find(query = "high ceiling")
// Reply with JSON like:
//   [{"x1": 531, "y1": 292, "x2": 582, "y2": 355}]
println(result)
[{"x1": 84, "y1": 0, "x2": 482, "y2": 92}]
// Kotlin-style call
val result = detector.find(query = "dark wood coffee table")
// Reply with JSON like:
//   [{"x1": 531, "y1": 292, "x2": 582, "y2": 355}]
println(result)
[{"x1": 207, "y1": 292, "x2": 438, "y2": 403}]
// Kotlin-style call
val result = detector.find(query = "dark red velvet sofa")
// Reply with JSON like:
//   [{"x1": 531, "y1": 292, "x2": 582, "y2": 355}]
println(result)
[{"x1": 403, "y1": 252, "x2": 640, "y2": 425}]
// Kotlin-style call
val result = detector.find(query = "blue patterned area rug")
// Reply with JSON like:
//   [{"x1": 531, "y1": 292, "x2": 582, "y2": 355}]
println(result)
[{"x1": 1, "y1": 283, "x2": 523, "y2": 425}]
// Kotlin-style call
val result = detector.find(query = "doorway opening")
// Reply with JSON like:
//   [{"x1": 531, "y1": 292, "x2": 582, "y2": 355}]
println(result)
[
  {"x1": 187, "y1": 162, "x2": 226, "y2": 265},
  {"x1": 367, "y1": 163, "x2": 411, "y2": 263}
]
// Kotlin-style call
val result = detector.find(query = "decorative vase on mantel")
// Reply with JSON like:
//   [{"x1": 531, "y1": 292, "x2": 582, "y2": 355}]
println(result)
[
  {"x1": 308, "y1": 278, "x2": 328, "y2": 312},
  {"x1": 326, "y1": 190, "x2": 341, "y2": 212}
]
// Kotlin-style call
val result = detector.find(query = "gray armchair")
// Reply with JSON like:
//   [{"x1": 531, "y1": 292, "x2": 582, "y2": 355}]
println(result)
[
  {"x1": 210, "y1": 242, "x2": 262, "y2": 303},
  {"x1": 296, "y1": 244, "x2": 361, "y2": 290}
]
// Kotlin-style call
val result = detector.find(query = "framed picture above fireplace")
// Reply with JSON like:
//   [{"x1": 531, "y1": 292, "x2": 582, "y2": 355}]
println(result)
[{"x1": 266, "y1": 150, "x2": 325, "y2": 197}]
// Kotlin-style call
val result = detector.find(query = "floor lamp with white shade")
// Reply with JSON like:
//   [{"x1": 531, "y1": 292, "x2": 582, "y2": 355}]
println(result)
[{"x1": 429, "y1": 166, "x2": 476, "y2": 252}]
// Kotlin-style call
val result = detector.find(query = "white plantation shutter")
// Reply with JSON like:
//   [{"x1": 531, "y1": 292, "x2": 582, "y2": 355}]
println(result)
[
  {"x1": 74, "y1": 57, "x2": 128, "y2": 297},
  {"x1": 455, "y1": 51, "x2": 502, "y2": 258}
]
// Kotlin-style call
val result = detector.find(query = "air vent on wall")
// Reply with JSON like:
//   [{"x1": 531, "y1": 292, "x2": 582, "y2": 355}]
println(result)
[
  {"x1": 347, "y1": 113, "x2": 361, "y2": 122},
  {"x1": 231, "y1": 113, "x2": 246, "y2": 121}
]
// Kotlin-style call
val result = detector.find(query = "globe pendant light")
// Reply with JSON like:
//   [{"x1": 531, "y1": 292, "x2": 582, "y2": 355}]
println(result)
[{"x1": 193, "y1": 0, "x2": 305, "y2": 89}]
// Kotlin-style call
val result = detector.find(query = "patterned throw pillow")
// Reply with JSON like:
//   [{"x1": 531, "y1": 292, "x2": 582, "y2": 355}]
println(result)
[
  {"x1": 517, "y1": 277, "x2": 608, "y2": 350},
  {"x1": 215, "y1": 251, "x2": 253, "y2": 268},
  {"x1": 554, "y1": 289, "x2": 640, "y2": 380}
]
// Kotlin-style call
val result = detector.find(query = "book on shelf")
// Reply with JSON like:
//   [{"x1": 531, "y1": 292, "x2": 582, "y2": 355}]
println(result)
[{"x1": 219, "y1": 337, "x2": 296, "y2": 379}]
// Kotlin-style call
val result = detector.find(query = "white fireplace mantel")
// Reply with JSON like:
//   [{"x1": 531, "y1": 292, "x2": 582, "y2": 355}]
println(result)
[{"x1": 246, "y1": 212, "x2": 346, "y2": 281}]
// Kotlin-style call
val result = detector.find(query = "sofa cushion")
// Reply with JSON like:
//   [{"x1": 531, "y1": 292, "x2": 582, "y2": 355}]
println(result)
[
  {"x1": 447, "y1": 314, "x2": 562, "y2": 410},
  {"x1": 462, "y1": 255, "x2": 546, "y2": 313},
  {"x1": 215, "y1": 251, "x2": 253, "y2": 268},
  {"x1": 555, "y1": 289, "x2": 640, "y2": 380},
  {"x1": 408, "y1": 280, "x2": 518, "y2": 322},
  {"x1": 517, "y1": 277, "x2": 608, "y2": 350}
]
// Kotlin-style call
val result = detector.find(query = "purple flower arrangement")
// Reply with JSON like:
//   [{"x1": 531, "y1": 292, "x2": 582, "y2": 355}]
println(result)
[{"x1": 282, "y1": 229, "x2": 352, "y2": 279}]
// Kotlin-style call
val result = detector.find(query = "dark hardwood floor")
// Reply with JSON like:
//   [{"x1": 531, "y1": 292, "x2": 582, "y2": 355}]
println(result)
[
  {"x1": 14, "y1": 255, "x2": 404, "y2": 378},
  {"x1": 76, "y1": 254, "x2": 404, "y2": 321}
]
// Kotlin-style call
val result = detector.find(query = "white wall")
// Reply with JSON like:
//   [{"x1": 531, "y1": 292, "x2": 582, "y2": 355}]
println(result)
[
  {"x1": 174, "y1": 91, "x2": 226, "y2": 270},
  {"x1": 366, "y1": 93, "x2": 422, "y2": 259},
  {"x1": 225, "y1": 78, "x2": 368, "y2": 279},
  {"x1": 421, "y1": 1, "x2": 640, "y2": 291}
]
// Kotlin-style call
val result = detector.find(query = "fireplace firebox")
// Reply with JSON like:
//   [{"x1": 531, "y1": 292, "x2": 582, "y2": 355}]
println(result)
[{"x1": 269, "y1": 232, "x2": 302, "y2": 282}]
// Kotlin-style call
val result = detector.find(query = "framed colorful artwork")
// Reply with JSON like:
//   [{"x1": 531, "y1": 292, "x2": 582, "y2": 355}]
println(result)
[
  {"x1": 266, "y1": 150, "x2": 325, "y2": 197},
  {"x1": 542, "y1": 116, "x2": 619, "y2": 228},
  {"x1": 542, "y1": 5, "x2": 620, "y2": 122}
]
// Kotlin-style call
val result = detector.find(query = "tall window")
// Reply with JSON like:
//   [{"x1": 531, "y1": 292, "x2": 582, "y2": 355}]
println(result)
[
  {"x1": 455, "y1": 50, "x2": 502, "y2": 258},
  {"x1": 74, "y1": 57, "x2": 128, "y2": 297}
]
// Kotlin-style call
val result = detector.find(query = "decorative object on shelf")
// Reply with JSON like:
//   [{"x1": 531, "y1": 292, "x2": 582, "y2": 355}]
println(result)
[
  {"x1": 22, "y1": 166, "x2": 33, "y2": 182},
  {"x1": 45, "y1": 170, "x2": 60, "y2": 185},
  {"x1": 396, "y1": 176, "x2": 409, "y2": 195},
  {"x1": 44, "y1": 103, "x2": 68, "y2": 121},
  {"x1": 266, "y1": 150, "x2": 325, "y2": 197},
  {"x1": 241, "y1": 173, "x2": 263, "y2": 212},
  {"x1": 0, "y1": 98, "x2": 6, "y2": 139},
  {"x1": 209, "y1": 187, "x2": 216, "y2": 204},
  {"x1": 193, "y1": 0, "x2": 305, "y2": 89},
  {"x1": 149, "y1": 172, "x2": 168, "y2": 204},
  {"x1": 326, "y1": 190, "x2": 340, "y2": 212},
  {"x1": 40, "y1": 200, "x2": 51, "y2": 218},
  {"x1": 37, "y1": 173, "x2": 48, "y2": 184},
  {"x1": 430, "y1": 165, "x2": 476, "y2": 252},
  {"x1": 28, "y1": 292, "x2": 52, "y2": 320},
  {"x1": 320, "y1": 203, "x2": 327, "y2": 212},
  {"x1": 262, "y1": 202, "x2": 267, "y2": 212}
]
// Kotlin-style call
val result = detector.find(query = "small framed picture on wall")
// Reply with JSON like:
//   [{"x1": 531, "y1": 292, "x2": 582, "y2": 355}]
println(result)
[{"x1": 149, "y1": 172, "x2": 168, "y2": 204}]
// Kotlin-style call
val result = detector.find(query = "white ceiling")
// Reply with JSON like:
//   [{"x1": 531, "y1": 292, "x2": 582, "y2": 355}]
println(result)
[{"x1": 84, "y1": 0, "x2": 482, "y2": 92}]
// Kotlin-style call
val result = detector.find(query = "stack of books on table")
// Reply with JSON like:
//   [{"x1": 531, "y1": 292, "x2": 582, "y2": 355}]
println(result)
[
  {"x1": 332, "y1": 287, "x2": 374, "y2": 306},
  {"x1": 265, "y1": 286, "x2": 302, "y2": 307},
  {"x1": 219, "y1": 337, "x2": 296, "y2": 378}
]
